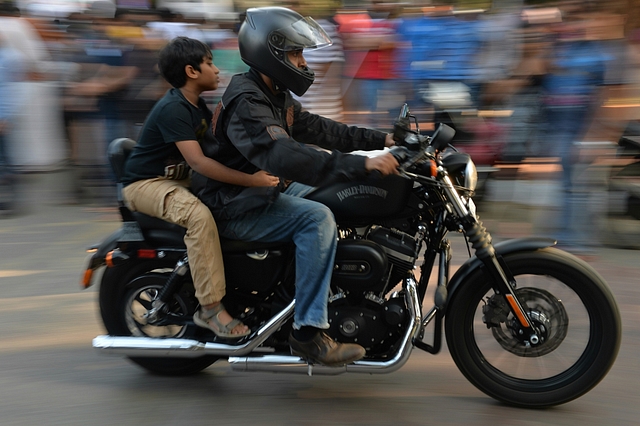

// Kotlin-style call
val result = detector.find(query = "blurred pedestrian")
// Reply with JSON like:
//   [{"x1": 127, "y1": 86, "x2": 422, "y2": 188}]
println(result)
[
  {"x1": 63, "y1": 2, "x2": 138, "y2": 202},
  {"x1": 291, "y1": 1, "x2": 345, "y2": 122},
  {"x1": 393, "y1": 6, "x2": 482, "y2": 127},
  {"x1": 541, "y1": 15, "x2": 609, "y2": 252},
  {"x1": 0, "y1": 23, "x2": 26, "y2": 215},
  {"x1": 473, "y1": 0, "x2": 523, "y2": 108},
  {"x1": 336, "y1": 0, "x2": 398, "y2": 128},
  {"x1": 67, "y1": 2, "x2": 138, "y2": 150},
  {"x1": 107, "y1": 8, "x2": 170, "y2": 140},
  {"x1": 486, "y1": 6, "x2": 555, "y2": 161}
]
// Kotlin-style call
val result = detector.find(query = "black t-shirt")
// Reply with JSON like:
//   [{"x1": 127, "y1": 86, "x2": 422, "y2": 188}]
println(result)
[{"x1": 122, "y1": 88, "x2": 213, "y2": 186}]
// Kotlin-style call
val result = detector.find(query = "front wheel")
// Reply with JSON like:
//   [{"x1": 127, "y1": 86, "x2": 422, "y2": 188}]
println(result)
[{"x1": 445, "y1": 248, "x2": 621, "y2": 407}]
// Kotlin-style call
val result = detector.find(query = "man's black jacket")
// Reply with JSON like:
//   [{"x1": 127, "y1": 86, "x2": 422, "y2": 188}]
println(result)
[{"x1": 192, "y1": 69, "x2": 387, "y2": 220}]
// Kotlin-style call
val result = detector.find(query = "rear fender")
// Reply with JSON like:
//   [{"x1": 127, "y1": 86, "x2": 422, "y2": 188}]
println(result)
[
  {"x1": 81, "y1": 229, "x2": 123, "y2": 288},
  {"x1": 445, "y1": 237, "x2": 556, "y2": 309}
]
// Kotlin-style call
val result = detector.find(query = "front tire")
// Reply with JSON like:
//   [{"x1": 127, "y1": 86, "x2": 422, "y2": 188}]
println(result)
[
  {"x1": 445, "y1": 248, "x2": 621, "y2": 407},
  {"x1": 99, "y1": 261, "x2": 218, "y2": 375}
]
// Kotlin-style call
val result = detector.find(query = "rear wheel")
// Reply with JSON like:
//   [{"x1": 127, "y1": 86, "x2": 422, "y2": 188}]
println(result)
[
  {"x1": 99, "y1": 261, "x2": 218, "y2": 375},
  {"x1": 445, "y1": 248, "x2": 621, "y2": 407}
]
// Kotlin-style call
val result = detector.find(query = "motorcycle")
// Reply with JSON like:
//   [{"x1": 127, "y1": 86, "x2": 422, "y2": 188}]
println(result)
[
  {"x1": 611, "y1": 134, "x2": 640, "y2": 220},
  {"x1": 82, "y1": 104, "x2": 621, "y2": 408},
  {"x1": 590, "y1": 133, "x2": 640, "y2": 249}
]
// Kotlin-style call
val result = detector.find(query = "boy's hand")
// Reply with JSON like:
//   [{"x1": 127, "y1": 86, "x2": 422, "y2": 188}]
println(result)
[
  {"x1": 365, "y1": 153, "x2": 399, "y2": 176},
  {"x1": 251, "y1": 170, "x2": 280, "y2": 187}
]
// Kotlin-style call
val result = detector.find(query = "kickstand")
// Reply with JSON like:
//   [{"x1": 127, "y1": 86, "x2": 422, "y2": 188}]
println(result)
[{"x1": 307, "y1": 363, "x2": 313, "y2": 376}]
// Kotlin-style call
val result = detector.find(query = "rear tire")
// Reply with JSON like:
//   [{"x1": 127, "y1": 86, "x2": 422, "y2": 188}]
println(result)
[
  {"x1": 99, "y1": 261, "x2": 218, "y2": 375},
  {"x1": 445, "y1": 248, "x2": 621, "y2": 407}
]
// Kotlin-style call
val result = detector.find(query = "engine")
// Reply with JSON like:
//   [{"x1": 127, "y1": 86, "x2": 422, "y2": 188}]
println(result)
[
  {"x1": 367, "y1": 226, "x2": 419, "y2": 287},
  {"x1": 332, "y1": 225, "x2": 418, "y2": 295},
  {"x1": 327, "y1": 226, "x2": 419, "y2": 353}
]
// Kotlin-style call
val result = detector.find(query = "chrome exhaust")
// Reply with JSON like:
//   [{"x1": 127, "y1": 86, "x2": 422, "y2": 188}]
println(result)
[
  {"x1": 93, "y1": 301, "x2": 295, "y2": 358},
  {"x1": 94, "y1": 278, "x2": 423, "y2": 376},
  {"x1": 229, "y1": 277, "x2": 423, "y2": 375}
]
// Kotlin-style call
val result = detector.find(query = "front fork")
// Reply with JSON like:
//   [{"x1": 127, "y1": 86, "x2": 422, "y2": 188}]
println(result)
[{"x1": 441, "y1": 174, "x2": 542, "y2": 345}]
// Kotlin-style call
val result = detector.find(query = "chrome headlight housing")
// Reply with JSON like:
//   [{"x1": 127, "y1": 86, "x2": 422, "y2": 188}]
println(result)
[
  {"x1": 441, "y1": 152, "x2": 478, "y2": 193},
  {"x1": 464, "y1": 159, "x2": 478, "y2": 192}
]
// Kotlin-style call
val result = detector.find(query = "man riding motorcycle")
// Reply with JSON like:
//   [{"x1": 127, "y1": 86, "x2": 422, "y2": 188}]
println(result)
[{"x1": 191, "y1": 6, "x2": 399, "y2": 367}]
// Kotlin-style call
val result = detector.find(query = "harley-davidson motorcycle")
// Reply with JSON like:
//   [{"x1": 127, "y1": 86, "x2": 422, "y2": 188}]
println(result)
[{"x1": 82, "y1": 105, "x2": 621, "y2": 408}]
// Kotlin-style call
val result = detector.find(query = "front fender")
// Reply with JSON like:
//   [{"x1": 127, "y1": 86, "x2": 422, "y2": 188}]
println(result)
[{"x1": 446, "y1": 237, "x2": 556, "y2": 303}]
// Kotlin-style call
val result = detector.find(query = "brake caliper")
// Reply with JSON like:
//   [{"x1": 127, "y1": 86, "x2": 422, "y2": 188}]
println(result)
[{"x1": 482, "y1": 294, "x2": 510, "y2": 328}]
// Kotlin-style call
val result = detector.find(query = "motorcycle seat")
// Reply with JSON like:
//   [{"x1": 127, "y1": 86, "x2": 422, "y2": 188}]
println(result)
[
  {"x1": 108, "y1": 138, "x2": 287, "y2": 253},
  {"x1": 132, "y1": 211, "x2": 287, "y2": 253},
  {"x1": 132, "y1": 211, "x2": 187, "y2": 247}
]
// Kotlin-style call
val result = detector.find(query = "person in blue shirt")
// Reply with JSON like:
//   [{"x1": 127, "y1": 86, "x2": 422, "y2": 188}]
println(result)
[
  {"x1": 0, "y1": 32, "x2": 26, "y2": 215},
  {"x1": 541, "y1": 19, "x2": 609, "y2": 251}
]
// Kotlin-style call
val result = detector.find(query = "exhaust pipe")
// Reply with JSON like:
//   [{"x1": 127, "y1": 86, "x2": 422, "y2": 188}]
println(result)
[
  {"x1": 93, "y1": 301, "x2": 295, "y2": 358},
  {"x1": 229, "y1": 354, "x2": 347, "y2": 375},
  {"x1": 94, "y1": 278, "x2": 423, "y2": 376},
  {"x1": 229, "y1": 278, "x2": 423, "y2": 375}
]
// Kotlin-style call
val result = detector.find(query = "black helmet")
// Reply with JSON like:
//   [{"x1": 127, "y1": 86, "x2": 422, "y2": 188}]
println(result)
[{"x1": 238, "y1": 7, "x2": 332, "y2": 96}]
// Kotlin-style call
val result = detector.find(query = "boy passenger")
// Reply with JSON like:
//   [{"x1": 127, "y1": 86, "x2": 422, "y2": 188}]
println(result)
[{"x1": 121, "y1": 37, "x2": 279, "y2": 339}]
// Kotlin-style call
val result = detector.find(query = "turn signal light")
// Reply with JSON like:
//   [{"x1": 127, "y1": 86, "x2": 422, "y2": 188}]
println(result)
[
  {"x1": 106, "y1": 249, "x2": 131, "y2": 267},
  {"x1": 427, "y1": 159, "x2": 437, "y2": 177},
  {"x1": 81, "y1": 269, "x2": 93, "y2": 289},
  {"x1": 419, "y1": 159, "x2": 437, "y2": 177}
]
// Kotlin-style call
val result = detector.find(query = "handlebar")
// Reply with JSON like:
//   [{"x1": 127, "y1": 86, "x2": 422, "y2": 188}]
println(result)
[{"x1": 393, "y1": 103, "x2": 455, "y2": 153}]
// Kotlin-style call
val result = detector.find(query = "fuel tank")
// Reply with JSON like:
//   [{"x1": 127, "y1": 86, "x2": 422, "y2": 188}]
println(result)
[{"x1": 306, "y1": 175, "x2": 413, "y2": 222}]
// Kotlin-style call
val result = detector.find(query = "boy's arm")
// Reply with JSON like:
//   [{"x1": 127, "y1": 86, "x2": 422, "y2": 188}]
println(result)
[{"x1": 176, "y1": 140, "x2": 279, "y2": 187}]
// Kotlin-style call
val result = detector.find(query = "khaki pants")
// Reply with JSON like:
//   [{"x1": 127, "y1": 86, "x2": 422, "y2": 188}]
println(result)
[{"x1": 123, "y1": 178, "x2": 225, "y2": 305}]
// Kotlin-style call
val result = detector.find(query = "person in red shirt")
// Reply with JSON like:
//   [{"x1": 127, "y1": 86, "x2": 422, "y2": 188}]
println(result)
[{"x1": 336, "y1": 1, "x2": 398, "y2": 127}]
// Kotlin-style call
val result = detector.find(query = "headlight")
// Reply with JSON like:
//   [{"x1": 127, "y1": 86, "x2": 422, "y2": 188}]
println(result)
[
  {"x1": 464, "y1": 158, "x2": 478, "y2": 192},
  {"x1": 441, "y1": 152, "x2": 478, "y2": 193}
]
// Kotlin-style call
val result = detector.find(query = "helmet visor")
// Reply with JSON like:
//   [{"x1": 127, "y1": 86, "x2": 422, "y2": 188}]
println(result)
[{"x1": 269, "y1": 17, "x2": 332, "y2": 52}]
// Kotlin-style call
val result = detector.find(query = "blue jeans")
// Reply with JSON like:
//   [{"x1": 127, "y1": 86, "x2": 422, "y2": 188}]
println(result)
[
  {"x1": 544, "y1": 105, "x2": 589, "y2": 245},
  {"x1": 216, "y1": 183, "x2": 337, "y2": 330},
  {"x1": 0, "y1": 132, "x2": 15, "y2": 210},
  {"x1": 0, "y1": 133, "x2": 8, "y2": 179}
]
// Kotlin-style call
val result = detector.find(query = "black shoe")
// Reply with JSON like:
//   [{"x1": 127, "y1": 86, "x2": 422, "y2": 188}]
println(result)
[{"x1": 289, "y1": 331, "x2": 366, "y2": 367}]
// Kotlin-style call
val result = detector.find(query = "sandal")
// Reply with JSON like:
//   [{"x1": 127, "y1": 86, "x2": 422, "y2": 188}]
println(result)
[{"x1": 193, "y1": 303, "x2": 251, "y2": 339}]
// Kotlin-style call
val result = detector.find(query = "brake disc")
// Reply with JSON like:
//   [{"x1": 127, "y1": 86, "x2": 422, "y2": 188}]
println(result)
[{"x1": 487, "y1": 287, "x2": 568, "y2": 357}]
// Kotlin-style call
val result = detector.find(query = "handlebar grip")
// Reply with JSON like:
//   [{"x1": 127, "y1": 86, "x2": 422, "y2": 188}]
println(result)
[
  {"x1": 393, "y1": 117, "x2": 411, "y2": 143},
  {"x1": 398, "y1": 103, "x2": 410, "y2": 119},
  {"x1": 389, "y1": 146, "x2": 410, "y2": 162}
]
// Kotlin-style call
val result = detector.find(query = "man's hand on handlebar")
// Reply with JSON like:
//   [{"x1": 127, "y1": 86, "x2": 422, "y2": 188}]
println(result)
[
  {"x1": 365, "y1": 153, "x2": 399, "y2": 176},
  {"x1": 385, "y1": 133, "x2": 395, "y2": 147}
]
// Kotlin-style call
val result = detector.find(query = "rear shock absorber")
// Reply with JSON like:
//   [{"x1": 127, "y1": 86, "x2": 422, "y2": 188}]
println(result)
[{"x1": 145, "y1": 254, "x2": 190, "y2": 323}]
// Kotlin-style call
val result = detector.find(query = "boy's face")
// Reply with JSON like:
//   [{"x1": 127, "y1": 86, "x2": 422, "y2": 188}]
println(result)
[{"x1": 196, "y1": 56, "x2": 220, "y2": 91}]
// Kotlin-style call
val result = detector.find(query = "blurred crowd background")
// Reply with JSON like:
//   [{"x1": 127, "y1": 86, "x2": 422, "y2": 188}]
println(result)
[{"x1": 0, "y1": 0, "x2": 639, "y2": 250}]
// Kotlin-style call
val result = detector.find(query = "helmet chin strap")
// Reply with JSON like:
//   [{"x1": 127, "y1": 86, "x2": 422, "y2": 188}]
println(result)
[
  {"x1": 257, "y1": 70, "x2": 286, "y2": 95},
  {"x1": 272, "y1": 79, "x2": 286, "y2": 93}
]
